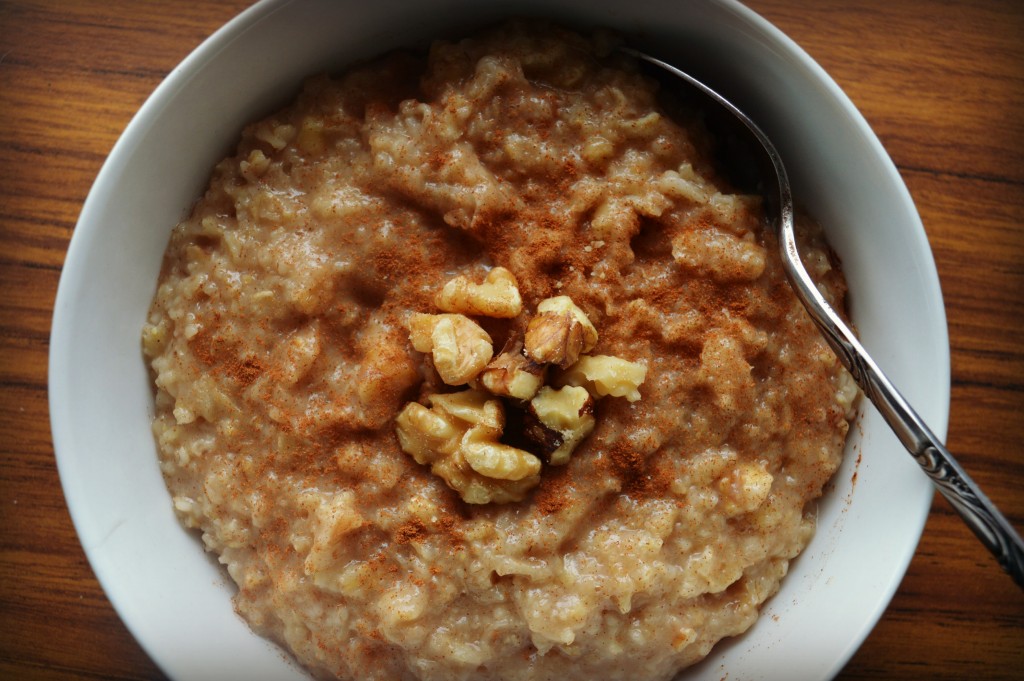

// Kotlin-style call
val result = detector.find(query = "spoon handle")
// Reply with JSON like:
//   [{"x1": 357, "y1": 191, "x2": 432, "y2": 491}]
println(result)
[
  {"x1": 849, "y1": 336, "x2": 1024, "y2": 588},
  {"x1": 781, "y1": 238, "x2": 1024, "y2": 588},
  {"x1": 622, "y1": 46, "x2": 1023, "y2": 587}
]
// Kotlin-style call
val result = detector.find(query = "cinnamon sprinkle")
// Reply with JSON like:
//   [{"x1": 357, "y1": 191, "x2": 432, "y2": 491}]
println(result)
[
  {"x1": 188, "y1": 328, "x2": 268, "y2": 388},
  {"x1": 601, "y1": 443, "x2": 673, "y2": 500},
  {"x1": 534, "y1": 464, "x2": 573, "y2": 514},
  {"x1": 394, "y1": 519, "x2": 427, "y2": 544}
]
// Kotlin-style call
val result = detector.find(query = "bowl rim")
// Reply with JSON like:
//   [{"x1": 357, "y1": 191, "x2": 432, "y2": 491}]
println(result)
[{"x1": 49, "y1": 0, "x2": 949, "y2": 679}]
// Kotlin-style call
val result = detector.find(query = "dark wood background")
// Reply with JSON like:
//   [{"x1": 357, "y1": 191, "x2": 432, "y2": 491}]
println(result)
[{"x1": 1, "y1": 1, "x2": 1021, "y2": 678}]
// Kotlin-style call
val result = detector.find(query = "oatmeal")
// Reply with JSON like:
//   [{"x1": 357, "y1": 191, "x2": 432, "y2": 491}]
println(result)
[{"x1": 143, "y1": 21, "x2": 857, "y2": 681}]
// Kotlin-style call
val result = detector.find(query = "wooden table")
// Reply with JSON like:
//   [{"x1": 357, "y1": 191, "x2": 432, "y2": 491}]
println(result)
[{"x1": 1, "y1": 1, "x2": 1021, "y2": 679}]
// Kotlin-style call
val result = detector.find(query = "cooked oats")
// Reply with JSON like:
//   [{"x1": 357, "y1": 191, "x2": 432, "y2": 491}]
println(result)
[{"x1": 144, "y1": 20, "x2": 856, "y2": 681}]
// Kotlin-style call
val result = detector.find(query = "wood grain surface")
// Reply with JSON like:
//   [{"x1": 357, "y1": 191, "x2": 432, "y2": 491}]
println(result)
[{"x1": 1, "y1": 1, "x2": 1021, "y2": 679}]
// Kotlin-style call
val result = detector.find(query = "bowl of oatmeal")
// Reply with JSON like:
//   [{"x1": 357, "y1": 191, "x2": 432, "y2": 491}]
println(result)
[{"x1": 50, "y1": 1, "x2": 947, "y2": 681}]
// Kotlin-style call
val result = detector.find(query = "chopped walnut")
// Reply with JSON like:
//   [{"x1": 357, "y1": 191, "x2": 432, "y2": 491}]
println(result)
[
  {"x1": 476, "y1": 341, "x2": 545, "y2": 400},
  {"x1": 394, "y1": 400, "x2": 462, "y2": 465},
  {"x1": 399, "y1": 287, "x2": 648, "y2": 503},
  {"x1": 524, "y1": 296, "x2": 599, "y2": 368},
  {"x1": 557, "y1": 354, "x2": 647, "y2": 402},
  {"x1": 436, "y1": 266, "x2": 523, "y2": 318},
  {"x1": 525, "y1": 385, "x2": 596, "y2": 465},
  {"x1": 395, "y1": 390, "x2": 541, "y2": 504},
  {"x1": 462, "y1": 428, "x2": 542, "y2": 481},
  {"x1": 407, "y1": 312, "x2": 493, "y2": 386}
]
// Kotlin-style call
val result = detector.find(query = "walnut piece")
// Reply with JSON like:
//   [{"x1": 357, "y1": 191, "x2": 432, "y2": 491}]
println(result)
[
  {"x1": 524, "y1": 296, "x2": 598, "y2": 368},
  {"x1": 395, "y1": 390, "x2": 541, "y2": 504},
  {"x1": 399, "y1": 288, "x2": 649, "y2": 503},
  {"x1": 557, "y1": 354, "x2": 647, "y2": 402},
  {"x1": 407, "y1": 312, "x2": 493, "y2": 386},
  {"x1": 476, "y1": 341, "x2": 546, "y2": 400},
  {"x1": 525, "y1": 386, "x2": 595, "y2": 465},
  {"x1": 436, "y1": 266, "x2": 523, "y2": 318},
  {"x1": 462, "y1": 429, "x2": 542, "y2": 481}
]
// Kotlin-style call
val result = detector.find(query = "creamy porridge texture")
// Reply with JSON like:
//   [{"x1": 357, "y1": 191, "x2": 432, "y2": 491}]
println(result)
[{"x1": 143, "y1": 21, "x2": 858, "y2": 681}]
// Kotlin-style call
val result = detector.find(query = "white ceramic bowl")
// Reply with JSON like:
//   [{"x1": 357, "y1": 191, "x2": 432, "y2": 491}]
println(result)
[{"x1": 49, "y1": 1, "x2": 948, "y2": 679}]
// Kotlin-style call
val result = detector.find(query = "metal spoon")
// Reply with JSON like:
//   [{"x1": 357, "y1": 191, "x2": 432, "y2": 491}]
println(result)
[{"x1": 621, "y1": 47, "x2": 1024, "y2": 588}]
